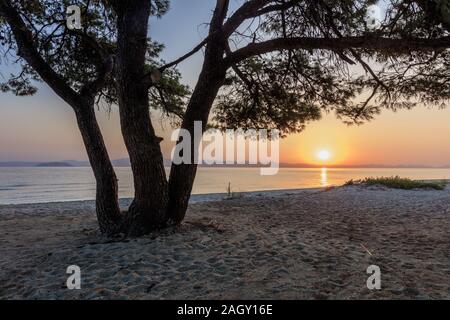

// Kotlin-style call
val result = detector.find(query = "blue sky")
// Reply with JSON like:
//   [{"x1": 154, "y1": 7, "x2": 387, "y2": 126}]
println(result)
[{"x1": 150, "y1": 0, "x2": 214, "y2": 86}]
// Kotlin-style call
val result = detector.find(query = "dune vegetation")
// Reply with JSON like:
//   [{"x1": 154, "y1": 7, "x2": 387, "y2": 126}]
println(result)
[{"x1": 345, "y1": 176, "x2": 447, "y2": 190}]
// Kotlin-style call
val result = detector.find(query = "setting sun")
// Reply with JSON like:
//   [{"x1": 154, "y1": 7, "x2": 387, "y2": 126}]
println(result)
[{"x1": 317, "y1": 150, "x2": 331, "y2": 161}]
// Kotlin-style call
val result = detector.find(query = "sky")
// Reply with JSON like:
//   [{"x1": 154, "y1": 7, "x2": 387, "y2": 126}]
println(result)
[{"x1": 1, "y1": 0, "x2": 450, "y2": 166}]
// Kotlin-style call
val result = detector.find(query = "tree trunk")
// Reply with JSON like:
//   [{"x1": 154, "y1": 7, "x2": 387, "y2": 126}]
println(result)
[
  {"x1": 0, "y1": 0, "x2": 122, "y2": 235},
  {"x1": 167, "y1": 1, "x2": 230, "y2": 224},
  {"x1": 167, "y1": 50, "x2": 227, "y2": 224},
  {"x1": 115, "y1": 0, "x2": 169, "y2": 236},
  {"x1": 74, "y1": 105, "x2": 122, "y2": 235}
]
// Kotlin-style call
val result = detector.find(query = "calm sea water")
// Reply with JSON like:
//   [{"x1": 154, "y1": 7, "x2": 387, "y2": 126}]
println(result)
[{"x1": 1, "y1": 167, "x2": 450, "y2": 205}]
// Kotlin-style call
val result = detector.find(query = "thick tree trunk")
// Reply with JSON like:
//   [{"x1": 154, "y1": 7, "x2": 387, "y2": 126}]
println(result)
[
  {"x1": 115, "y1": 0, "x2": 169, "y2": 236},
  {"x1": 166, "y1": 1, "x2": 239, "y2": 224},
  {"x1": 167, "y1": 52, "x2": 227, "y2": 224},
  {"x1": 167, "y1": 1, "x2": 230, "y2": 224},
  {"x1": 74, "y1": 105, "x2": 122, "y2": 235}
]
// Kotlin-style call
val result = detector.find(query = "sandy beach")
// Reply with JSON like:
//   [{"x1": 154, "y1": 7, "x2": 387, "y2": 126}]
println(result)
[{"x1": 0, "y1": 185, "x2": 449, "y2": 300}]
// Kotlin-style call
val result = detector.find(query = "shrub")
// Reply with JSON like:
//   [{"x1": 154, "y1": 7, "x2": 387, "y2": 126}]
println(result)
[{"x1": 344, "y1": 176, "x2": 446, "y2": 190}]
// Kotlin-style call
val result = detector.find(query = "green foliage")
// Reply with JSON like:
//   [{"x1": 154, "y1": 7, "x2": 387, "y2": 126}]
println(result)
[
  {"x1": 0, "y1": 0, "x2": 187, "y2": 119},
  {"x1": 1, "y1": 0, "x2": 117, "y2": 94},
  {"x1": 149, "y1": 66, "x2": 190, "y2": 124},
  {"x1": 151, "y1": 0, "x2": 170, "y2": 17},
  {"x1": 214, "y1": 0, "x2": 450, "y2": 133},
  {"x1": 215, "y1": 50, "x2": 359, "y2": 135},
  {"x1": 345, "y1": 176, "x2": 447, "y2": 190}
]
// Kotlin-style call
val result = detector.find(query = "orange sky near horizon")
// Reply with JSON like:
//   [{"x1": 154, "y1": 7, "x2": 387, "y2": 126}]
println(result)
[{"x1": 282, "y1": 106, "x2": 450, "y2": 166}]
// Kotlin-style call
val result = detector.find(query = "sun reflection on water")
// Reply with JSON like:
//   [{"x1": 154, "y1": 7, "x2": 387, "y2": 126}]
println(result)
[{"x1": 320, "y1": 167, "x2": 328, "y2": 187}]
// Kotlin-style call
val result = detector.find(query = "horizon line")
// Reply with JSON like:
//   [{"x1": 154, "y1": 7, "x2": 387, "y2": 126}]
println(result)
[{"x1": 1, "y1": 159, "x2": 450, "y2": 169}]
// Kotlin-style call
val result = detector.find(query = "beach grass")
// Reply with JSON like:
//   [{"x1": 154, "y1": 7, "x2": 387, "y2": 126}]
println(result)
[
  {"x1": 225, "y1": 182, "x2": 244, "y2": 200},
  {"x1": 345, "y1": 176, "x2": 447, "y2": 190}
]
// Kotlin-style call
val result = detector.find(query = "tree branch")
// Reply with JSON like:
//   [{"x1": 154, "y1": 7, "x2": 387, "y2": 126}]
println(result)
[
  {"x1": 0, "y1": 0, "x2": 83, "y2": 109},
  {"x1": 66, "y1": 28, "x2": 110, "y2": 62},
  {"x1": 224, "y1": 35, "x2": 450, "y2": 66},
  {"x1": 159, "y1": 37, "x2": 209, "y2": 72},
  {"x1": 80, "y1": 55, "x2": 115, "y2": 100},
  {"x1": 222, "y1": 0, "x2": 272, "y2": 37}
]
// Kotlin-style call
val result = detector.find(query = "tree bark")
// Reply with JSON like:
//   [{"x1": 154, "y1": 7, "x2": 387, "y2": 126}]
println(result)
[
  {"x1": 115, "y1": 0, "x2": 169, "y2": 236},
  {"x1": 166, "y1": 80, "x2": 224, "y2": 224},
  {"x1": 167, "y1": 1, "x2": 230, "y2": 224},
  {"x1": 74, "y1": 105, "x2": 123, "y2": 235},
  {"x1": 167, "y1": 48, "x2": 227, "y2": 224}
]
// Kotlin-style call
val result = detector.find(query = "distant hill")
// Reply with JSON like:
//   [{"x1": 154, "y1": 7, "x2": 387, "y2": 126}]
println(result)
[
  {"x1": 36, "y1": 162, "x2": 73, "y2": 167},
  {"x1": 112, "y1": 158, "x2": 131, "y2": 167},
  {"x1": 0, "y1": 161, "x2": 40, "y2": 167},
  {"x1": 0, "y1": 160, "x2": 87, "y2": 167}
]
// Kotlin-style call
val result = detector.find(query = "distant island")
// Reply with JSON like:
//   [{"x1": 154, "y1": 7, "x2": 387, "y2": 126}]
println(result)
[{"x1": 36, "y1": 162, "x2": 73, "y2": 167}]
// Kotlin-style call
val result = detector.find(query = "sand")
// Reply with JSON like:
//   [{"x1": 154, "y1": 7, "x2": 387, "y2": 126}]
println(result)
[{"x1": 0, "y1": 185, "x2": 449, "y2": 300}]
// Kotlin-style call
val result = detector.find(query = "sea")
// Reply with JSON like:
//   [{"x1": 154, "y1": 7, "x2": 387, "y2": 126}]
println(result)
[{"x1": 1, "y1": 167, "x2": 450, "y2": 205}]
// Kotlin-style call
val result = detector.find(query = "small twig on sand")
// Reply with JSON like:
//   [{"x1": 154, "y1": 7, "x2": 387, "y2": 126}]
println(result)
[
  {"x1": 360, "y1": 243, "x2": 373, "y2": 256},
  {"x1": 185, "y1": 219, "x2": 225, "y2": 233}
]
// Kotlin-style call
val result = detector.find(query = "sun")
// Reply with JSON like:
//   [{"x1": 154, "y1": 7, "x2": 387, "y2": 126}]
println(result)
[{"x1": 317, "y1": 150, "x2": 331, "y2": 161}]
